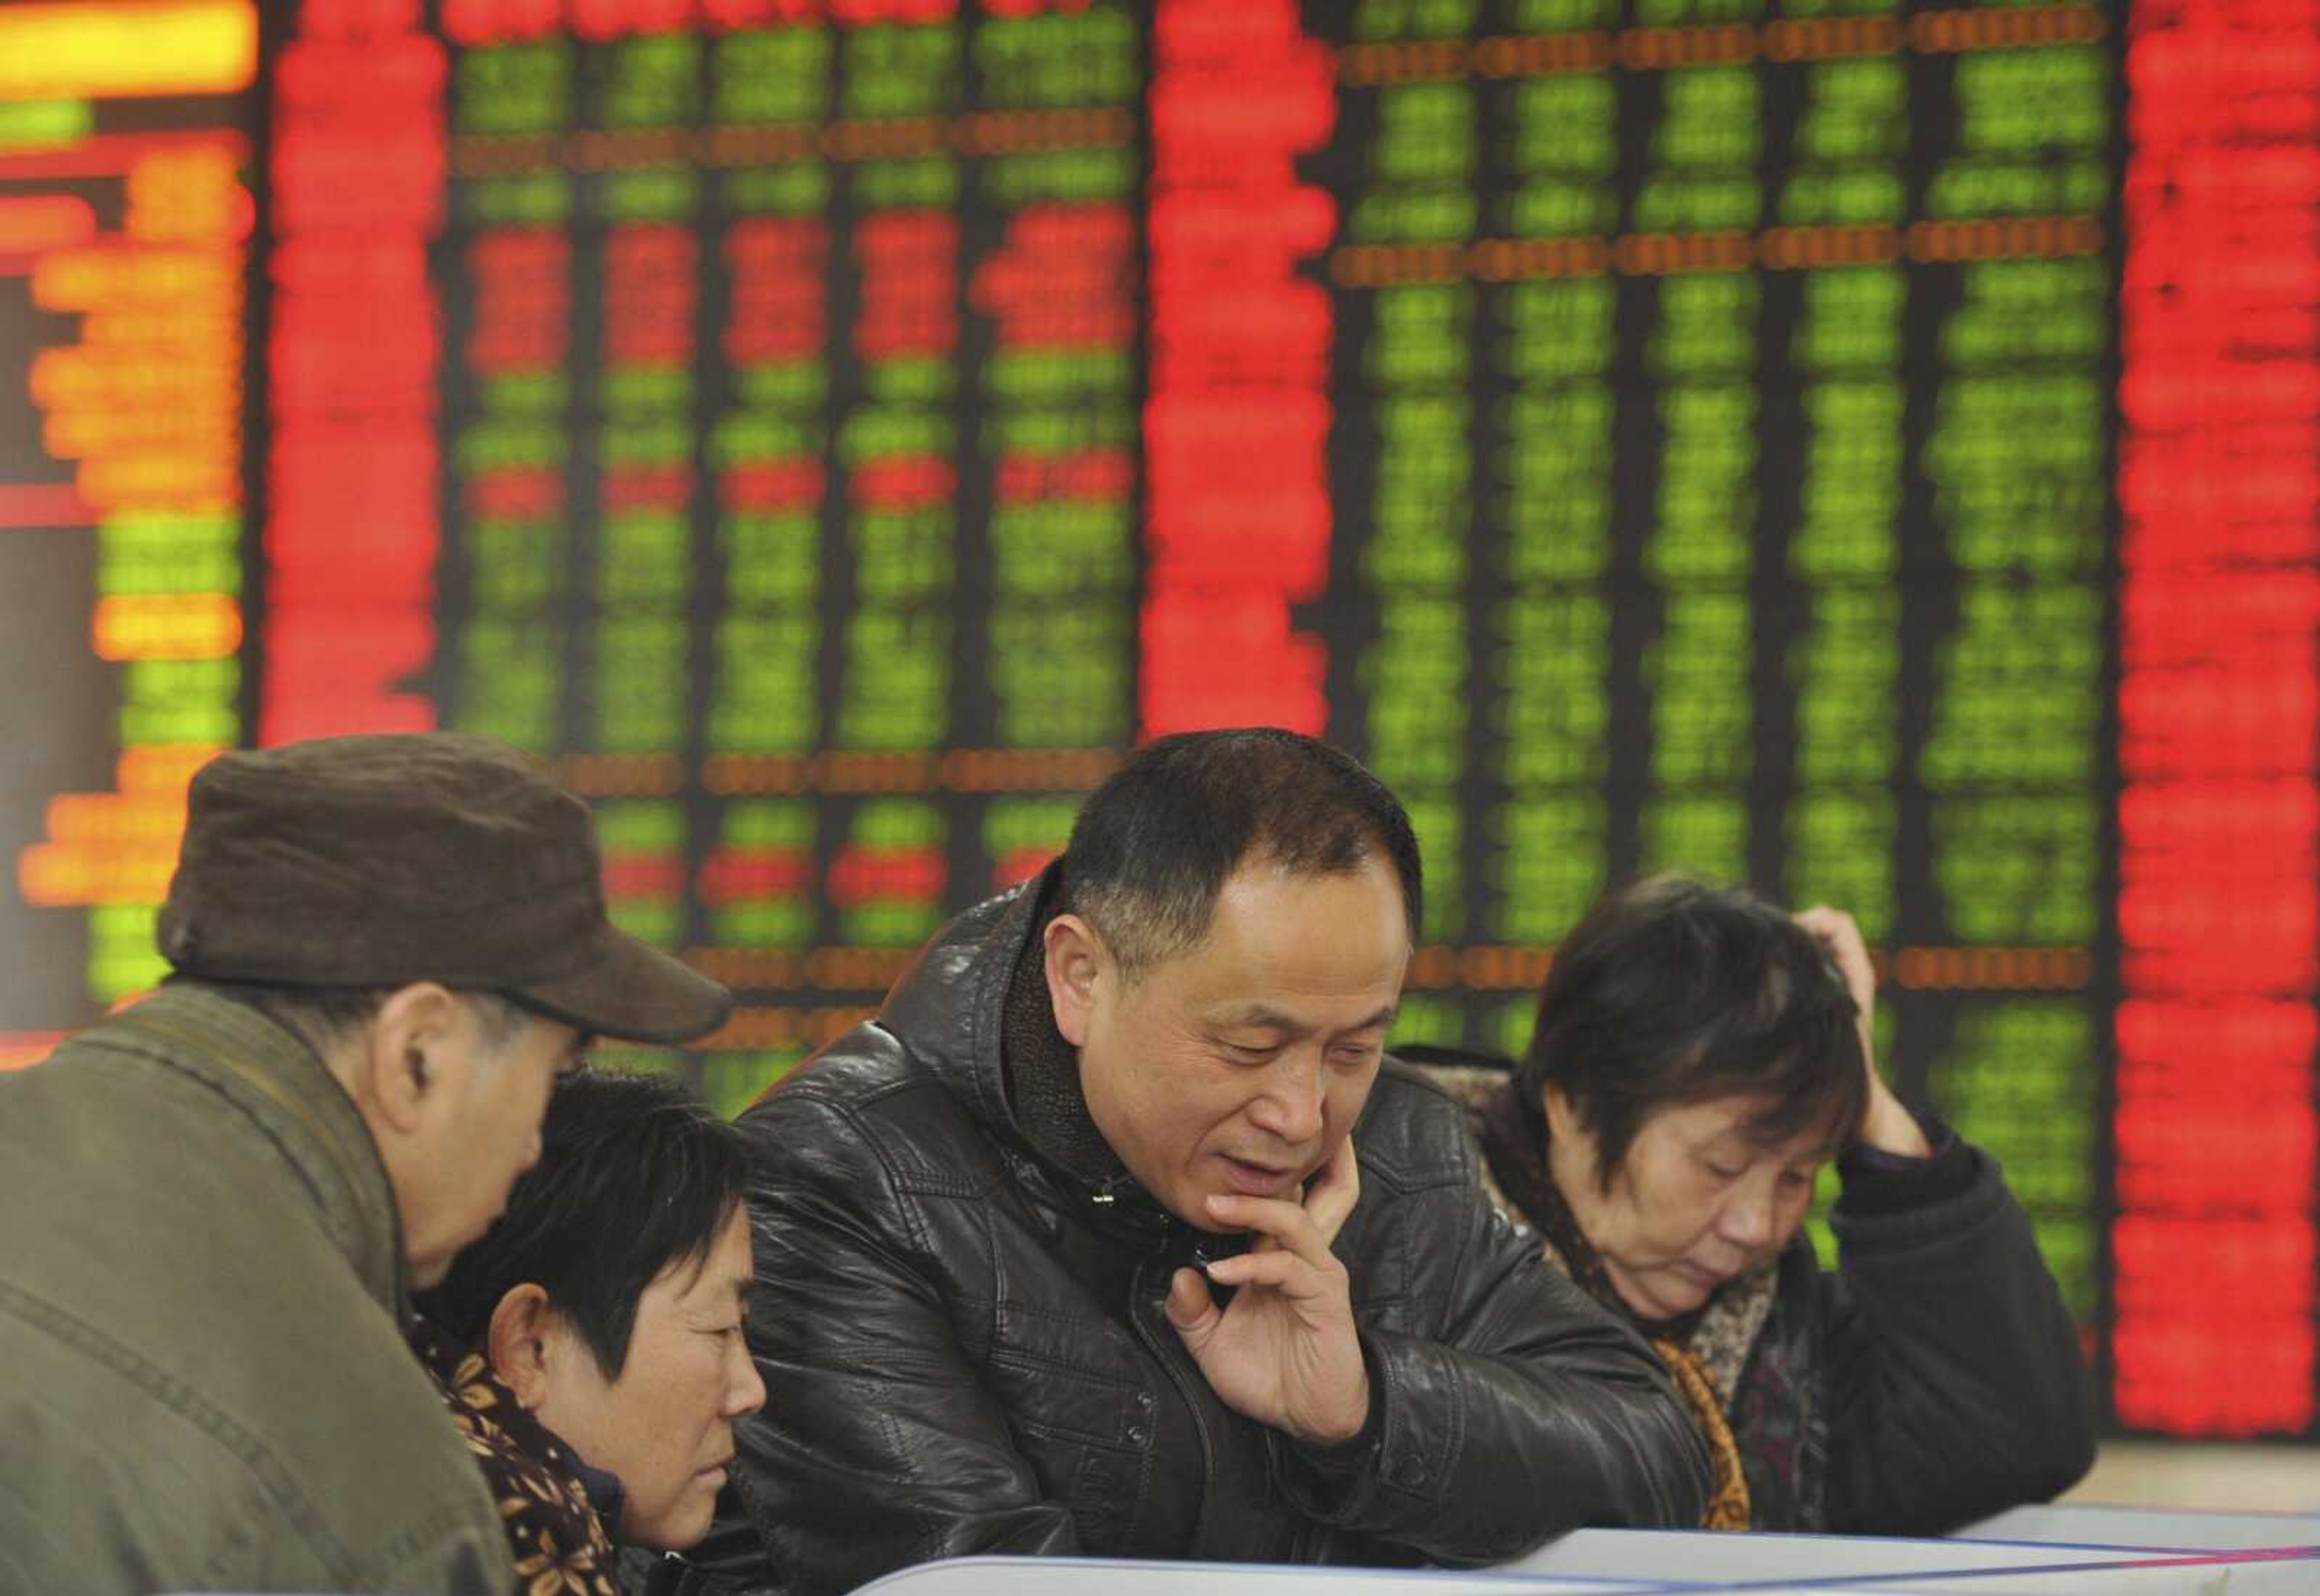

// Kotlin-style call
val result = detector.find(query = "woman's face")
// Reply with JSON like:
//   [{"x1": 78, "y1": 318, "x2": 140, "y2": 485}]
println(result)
[
  {"x1": 532, "y1": 1208, "x2": 765, "y2": 1549},
  {"x1": 1546, "y1": 1091, "x2": 1831, "y2": 1322}
]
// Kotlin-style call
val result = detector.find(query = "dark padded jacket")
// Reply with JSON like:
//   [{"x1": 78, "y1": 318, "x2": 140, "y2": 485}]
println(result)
[
  {"x1": 1747, "y1": 1180, "x2": 2096, "y2": 1535},
  {"x1": 689, "y1": 871, "x2": 1710, "y2": 1595}
]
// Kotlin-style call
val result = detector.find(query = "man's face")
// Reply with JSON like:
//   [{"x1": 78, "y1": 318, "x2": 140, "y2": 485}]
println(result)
[
  {"x1": 1062, "y1": 856, "x2": 1410, "y2": 1232},
  {"x1": 404, "y1": 1003, "x2": 584, "y2": 1289},
  {"x1": 533, "y1": 1208, "x2": 765, "y2": 1549}
]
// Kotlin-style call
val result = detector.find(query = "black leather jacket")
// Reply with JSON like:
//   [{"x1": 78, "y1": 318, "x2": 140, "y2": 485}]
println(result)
[{"x1": 690, "y1": 871, "x2": 1710, "y2": 1595}]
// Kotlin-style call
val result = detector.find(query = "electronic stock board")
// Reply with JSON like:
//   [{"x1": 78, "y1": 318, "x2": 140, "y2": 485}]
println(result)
[{"x1": 1, "y1": 0, "x2": 2313, "y2": 1439}]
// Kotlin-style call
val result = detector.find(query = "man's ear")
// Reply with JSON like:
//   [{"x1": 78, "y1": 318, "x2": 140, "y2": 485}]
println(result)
[
  {"x1": 486, "y1": 1284, "x2": 557, "y2": 1409},
  {"x1": 1043, "y1": 914, "x2": 1108, "y2": 1049},
  {"x1": 357, "y1": 982, "x2": 466, "y2": 1136}
]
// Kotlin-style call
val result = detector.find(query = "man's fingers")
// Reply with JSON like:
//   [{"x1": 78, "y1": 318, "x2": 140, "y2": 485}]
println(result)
[
  {"x1": 1205, "y1": 1191, "x2": 1337, "y2": 1272},
  {"x1": 1303, "y1": 1136, "x2": 1361, "y2": 1245},
  {"x1": 1200, "y1": 1249, "x2": 1313, "y2": 1296},
  {"x1": 1164, "y1": 1266, "x2": 1220, "y2": 1348}
]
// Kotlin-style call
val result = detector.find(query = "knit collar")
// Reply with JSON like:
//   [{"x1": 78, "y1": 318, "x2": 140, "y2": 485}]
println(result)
[{"x1": 999, "y1": 872, "x2": 1130, "y2": 1195}]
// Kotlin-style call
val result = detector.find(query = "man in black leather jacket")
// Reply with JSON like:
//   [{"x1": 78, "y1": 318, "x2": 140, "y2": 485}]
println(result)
[{"x1": 689, "y1": 730, "x2": 1710, "y2": 1595}]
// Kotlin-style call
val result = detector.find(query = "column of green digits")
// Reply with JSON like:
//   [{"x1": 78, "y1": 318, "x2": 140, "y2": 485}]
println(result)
[
  {"x1": 705, "y1": 802, "x2": 817, "y2": 953},
  {"x1": 1783, "y1": 265, "x2": 1902, "y2": 940},
  {"x1": 1362, "y1": 286, "x2": 1468, "y2": 1051},
  {"x1": 698, "y1": 799, "x2": 817, "y2": 1116},
  {"x1": 87, "y1": 520, "x2": 242, "y2": 1001},
  {"x1": 1776, "y1": 43, "x2": 1904, "y2": 937},
  {"x1": 1921, "y1": 45, "x2": 2110, "y2": 951},
  {"x1": 976, "y1": 4, "x2": 1136, "y2": 762},
  {"x1": 1917, "y1": 43, "x2": 2109, "y2": 1306},
  {"x1": 1347, "y1": 25, "x2": 1480, "y2": 248},
  {"x1": 1489, "y1": 284, "x2": 1614, "y2": 1059},
  {"x1": 448, "y1": 36, "x2": 572, "y2": 755},
  {"x1": 1350, "y1": 0, "x2": 1479, "y2": 45},
  {"x1": 1635, "y1": 59, "x2": 1762, "y2": 886},
  {"x1": 837, "y1": 798, "x2": 947, "y2": 949},
  {"x1": 1355, "y1": 58, "x2": 1481, "y2": 1048},
  {"x1": 1364, "y1": 283, "x2": 1472, "y2": 951},
  {"x1": 1774, "y1": 48, "x2": 1903, "y2": 232},
  {"x1": 1479, "y1": 7, "x2": 1615, "y2": 1059},
  {"x1": 707, "y1": 19, "x2": 830, "y2": 764},
  {"x1": 690, "y1": 18, "x2": 836, "y2": 1112},
  {"x1": 1635, "y1": 0, "x2": 1761, "y2": 24},
  {"x1": 595, "y1": 799, "x2": 685, "y2": 953},
  {"x1": 982, "y1": 359, "x2": 1132, "y2": 749},
  {"x1": 982, "y1": 797, "x2": 1079, "y2": 898},
  {"x1": 590, "y1": 28, "x2": 700, "y2": 763},
  {"x1": 1930, "y1": 1002, "x2": 2098, "y2": 1321},
  {"x1": 834, "y1": 18, "x2": 959, "y2": 756}
]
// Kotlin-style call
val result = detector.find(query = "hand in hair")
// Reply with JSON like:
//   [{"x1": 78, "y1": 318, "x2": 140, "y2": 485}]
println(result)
[
  {"x1": 1794, "y1": 906, "x2": 1930, "y2": 1159},
  {"x1": 1162, "y1": 1135, "x2": 1371, "y2": 1446}
]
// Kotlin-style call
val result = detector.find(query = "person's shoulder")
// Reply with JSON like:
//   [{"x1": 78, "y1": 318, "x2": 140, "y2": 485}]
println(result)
[
  {"x1": 734, "y1": 1021, "x2": 1008, "y2": 1202},
  {"x1": 0, "y1": 1254, "x2": 498, "y2": 1592},
  {"x1": 1351, "y1": 1056, "x2": 1489, "y2": 1197},
  {"x1": 741, "y1": 1018, "x2": 928, "y2": 1119}
]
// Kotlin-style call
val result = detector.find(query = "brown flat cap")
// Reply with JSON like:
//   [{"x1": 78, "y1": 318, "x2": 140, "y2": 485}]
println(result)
[{"x1": 157, "y1": 732, "x2": 732, "y2": 1045}]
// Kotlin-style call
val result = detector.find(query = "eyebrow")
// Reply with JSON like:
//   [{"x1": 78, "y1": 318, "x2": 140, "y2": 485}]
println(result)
[{"x1": 1208, "y1": 1003, "x2": 1400, "y2": 1038}]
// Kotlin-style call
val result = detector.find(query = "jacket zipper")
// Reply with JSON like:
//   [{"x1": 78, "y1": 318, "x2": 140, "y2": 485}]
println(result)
[{"x1": 1131, "y1": 1245, "x2": 1222, "y2": 1552}]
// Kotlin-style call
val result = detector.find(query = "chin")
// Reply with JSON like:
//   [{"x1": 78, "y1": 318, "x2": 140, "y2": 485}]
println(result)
[
  {"x1": 1616, "y1": 1272, "x2": 1710, "y2": 1321},
  {"x1": 1178, "y1": 1189, "x2": 1237, "y2": 1234},
  {"x1": 633, "y1": 1504, "x2": 712, "y2": 1554}
]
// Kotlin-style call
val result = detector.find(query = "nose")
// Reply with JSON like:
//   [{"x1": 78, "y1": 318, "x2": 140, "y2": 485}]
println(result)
[
  {"x1": 1717, "y1": 1177, "x2": 1779, "y2": 1252},
  {"x1": 1246, "y1": 1049, "x2": 1327, "y2": 1148},
  {"x1": 726, "y1": 1336, "x2": 767, "y2": 1419}
]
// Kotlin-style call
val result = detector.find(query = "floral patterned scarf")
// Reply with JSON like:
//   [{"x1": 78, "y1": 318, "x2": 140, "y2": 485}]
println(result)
[{"x1": 408, "y1": 1316, "x2": 627, "y2": 1596}]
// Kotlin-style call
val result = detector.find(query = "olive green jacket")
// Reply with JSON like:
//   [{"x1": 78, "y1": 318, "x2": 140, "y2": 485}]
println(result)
[{"x1": 0, "y1": 985, "x2": 510, "y2": 1593}]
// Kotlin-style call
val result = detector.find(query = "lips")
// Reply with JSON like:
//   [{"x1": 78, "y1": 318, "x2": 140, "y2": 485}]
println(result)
[
  {"x1": 1677, "y1": 1259, "x2": 1744, "y2": 1292},
  {"x1": 1219, "y1": 1155, "x2": 1301, "y2": 1197}
]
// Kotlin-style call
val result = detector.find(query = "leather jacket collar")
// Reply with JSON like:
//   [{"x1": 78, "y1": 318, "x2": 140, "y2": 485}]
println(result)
[{"x1": 876, "y1": 863, "x2": 1234, "y2": 1261}]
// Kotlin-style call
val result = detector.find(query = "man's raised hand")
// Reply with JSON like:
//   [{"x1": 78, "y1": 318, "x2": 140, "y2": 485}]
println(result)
[{"x1": 1164, "y1": 1135, "x2": 1370, "y2": 1445}]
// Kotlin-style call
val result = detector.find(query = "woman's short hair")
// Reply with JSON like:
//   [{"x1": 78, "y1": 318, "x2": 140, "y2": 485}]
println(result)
[
  {"x1": 1517, "y1": 877, "x2": 1868, "y2": 1190},
  {"x1": 420, "y1": 1070, "x2": 749, "y2": 1378}
]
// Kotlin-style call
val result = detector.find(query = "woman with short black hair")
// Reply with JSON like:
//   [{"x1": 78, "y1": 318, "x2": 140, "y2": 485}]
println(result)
[
  {"x1": 1415, "y1": 877, "x2": 2093, "y2": 1534},
  {"x1": 413, "y1": 1070, "x2": 765, "y2": 1595}
]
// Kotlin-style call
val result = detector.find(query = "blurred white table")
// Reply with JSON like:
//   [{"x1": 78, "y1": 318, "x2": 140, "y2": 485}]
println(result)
[
  {"x1": 851, "y1": 1536, "x2": 2320, "y2": 1596},
  {"x1": 853, "y1": 1556, "x2": 1666, "y2": 1596},
  {"x1": 1958, "y1": 1503, "x2": 2320, "y2": 1552},
  {"x1": 1506, "y1": 1525, "x2": 2165, "y2": 1585}
]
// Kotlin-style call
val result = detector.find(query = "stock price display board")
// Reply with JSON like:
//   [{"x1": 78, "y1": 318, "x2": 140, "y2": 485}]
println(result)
[
  {"x1": 0, "y1": 0, "x2": 2309, "y2": 1438},
  {"x1": 0, "y1": 1, "x2": 256, "y2": 1067}
]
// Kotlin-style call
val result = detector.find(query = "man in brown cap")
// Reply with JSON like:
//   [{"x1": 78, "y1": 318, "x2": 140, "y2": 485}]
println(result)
[{"x1": 0, "y1": 732, "x2": 732, "y2": 1595}]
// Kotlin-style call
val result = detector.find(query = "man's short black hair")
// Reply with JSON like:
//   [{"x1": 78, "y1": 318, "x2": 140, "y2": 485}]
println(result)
[
  {"x1": 1518, "y1": 877, "x2": 1867, "y2": 1191},
  {"x1": 1060, "y1": 728, "x2": 1422, "y2": 978},
  {"x1": 420, "y1": 1070, "x2": 749, "y2": 1379}
]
